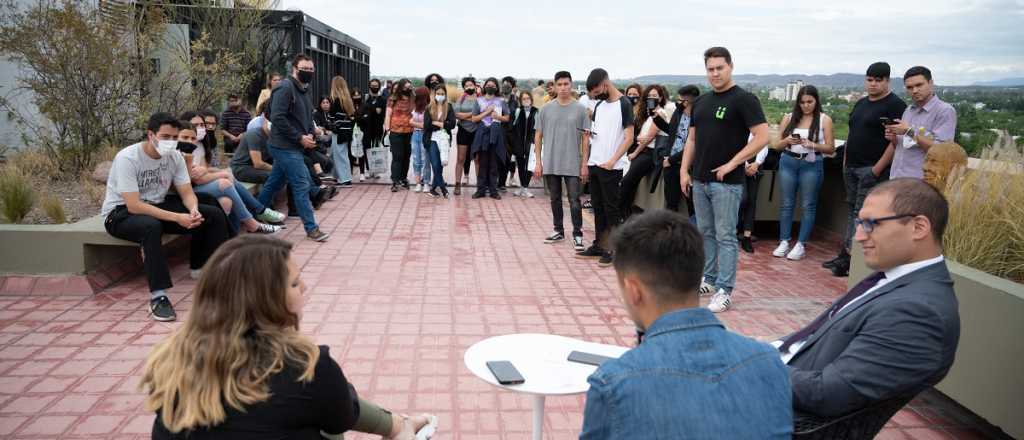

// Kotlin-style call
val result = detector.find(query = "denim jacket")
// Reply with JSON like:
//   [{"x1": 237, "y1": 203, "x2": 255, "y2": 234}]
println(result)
[{"x1": 579, "y1": 308, "x2": 792, "y2": 439}]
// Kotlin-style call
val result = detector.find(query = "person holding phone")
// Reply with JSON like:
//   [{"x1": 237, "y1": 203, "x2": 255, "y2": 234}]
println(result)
[
  {"x1": 770, "y1": 85, "x2": 835, "y2": 260},
  {"x1": 824, "y1": 62, "x2": 906, "y2": 277},
  {"x1": 886, "y1": 66, "x2": 957, "y2": 180},
  {"x1": 619, "y1": 84, "x2": 674, "y2": 219}
]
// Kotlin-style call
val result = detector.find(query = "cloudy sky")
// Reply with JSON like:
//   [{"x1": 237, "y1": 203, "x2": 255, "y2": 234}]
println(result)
[{"x1": 282, "y1": 0, "x2": 1024, "y2": 85}]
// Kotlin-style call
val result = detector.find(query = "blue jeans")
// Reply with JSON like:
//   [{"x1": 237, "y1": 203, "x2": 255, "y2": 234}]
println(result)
[
  {"x1": 330, "y1": 137, "x2": 352, "y2": 184},
  {"x1": 692, "y1": 180, "x2": 743, "y2": 293},
  {"x1": 258, "y1": 146, "x2": 318, "y2": 233},
  {"x1": 426, "y1": 140, "x2": 446, "y2": 189},
  {"x1": 411, "y1": 130, "x2": 431, "y2": 184},
  {"x1": 778, "y1": 154, "x2": 824, "y2": 243},
  {"x1": 193, "y1": 180, "x2": 264, "y2": 232}
]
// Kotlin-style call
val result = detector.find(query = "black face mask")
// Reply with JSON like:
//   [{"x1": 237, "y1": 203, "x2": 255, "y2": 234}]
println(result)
[
  {"x1": 596, "y1": 92, "x2": 610, "y2": 101},
  {"x1": 429, "y1": 81, "x2": 440, "y2": 88},
  {"x1": 627, "y1": 96, "x2": 639, "y2": 105},
  {"x1": 484, "y1": 86, "x2": 498, "y2": 96},
  {"x1": 369, "y1": 86, "x2": 380, "y2": 94},
  {"x1": 464, "y1": 88, "x2": 476, "y2": 95},
  {"x1": 297, "y1": 70, "x2": 314, "y2": 84}
]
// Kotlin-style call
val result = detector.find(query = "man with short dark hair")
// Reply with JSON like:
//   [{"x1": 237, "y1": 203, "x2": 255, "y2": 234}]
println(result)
[
  {"x1": 257, "y1": 53, "x2": 330, "y2": 242},
  {"x1": 576, "y1": 68, "x2": 634, "y2": 267},
  {"x1": 101, "y1": 112, "x2": 230, "y2": 321},
  {"x1": 679, "y1": 46, "x2": 770, "y2": 312},
  {"x1": 579, "y1": 210, "x2": 792, "y2": 439},
  {"x1": 780, "y1": 178, "x2": 960, "y2": 417},
  {"x1": 825, "y1": 62, "x2": 907, "y2": 277},
  {"x1": 887, "y1": 66, "x2": 957, "y2": 179},
  {"x1": 220, "y1": 94, "x2": 251, "y2": 154},
  {"x1": 534, "y1": 71, "x2": 591, "y2": 251}
]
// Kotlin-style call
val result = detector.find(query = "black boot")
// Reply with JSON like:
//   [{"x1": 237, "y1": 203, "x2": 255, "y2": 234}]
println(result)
[
  {"x1": 823, "y1": 248, "x2": 850, "y2": 269},
  {"x1": 831, "y1": 255, "x2": 850, "y2": 277}
]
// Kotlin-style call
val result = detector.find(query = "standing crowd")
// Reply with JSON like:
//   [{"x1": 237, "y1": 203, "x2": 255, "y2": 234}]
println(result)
[{"x1": 95, "y1": 44, "x2": 961, "y2": 439}]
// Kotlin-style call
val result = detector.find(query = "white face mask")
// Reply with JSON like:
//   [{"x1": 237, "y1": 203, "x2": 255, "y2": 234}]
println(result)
[
  {"x1": 435, "y1": 95, "x2": 446, "y2": 103},
  {"x1": 196, "y1": 126, "x2": 206, "y2": 141},
  {"x1": 153, "y1": 137, "x2": 178, "y2": 157},
  {"x1": 522, "y1": 102, "x2": 532, "y2": 110}
]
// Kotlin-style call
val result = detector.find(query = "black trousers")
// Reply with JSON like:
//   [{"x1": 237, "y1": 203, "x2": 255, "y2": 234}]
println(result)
[
  {"x1": 508, "y1": 149, "x2": 532, "y2": 188},
  {"x1": 233, "y1": 166, "x2": 270, "y2": 184},
  {"x1": 662, "y1": 164, "x2": 695, "y2": 215},
  {"x1": 588, "y1": 166, "x2": 623, "y2": 248},
  {"x1": 475, "y1": 150, "x2": 500, "y2": 194},
  {"x1": 389, "y1": 132, "x2": 412, "y2": 184},
  {"x1": 545, "y1": 175, "x2": 583, "y2": 236},
  {"x1": 739, "y1": 173, "x2": 762, "y2": 233},
  {"x1": 104, "y1": 195, "x2": 229, "y2": 293},
  {"x1": 618, "y1": 150, "x2": 656, "y2": 219}
]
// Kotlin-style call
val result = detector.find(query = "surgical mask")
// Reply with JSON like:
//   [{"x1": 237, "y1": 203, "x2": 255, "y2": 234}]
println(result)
[
  {"x1": 153, "y1": 137, "x2": 178, "y2": 157},
  {"x1": 435, "y1": 95, "x2": 446, "y2": 103},
  {"x1": 297, "y1": 70, "x2": 314, "y2": 84},
  {"x1": 522, "y1": 101, "x2": 532, "y2": 108},
  {"x1": 196, "y1": 126, "x2": 206, "y2": 141}
]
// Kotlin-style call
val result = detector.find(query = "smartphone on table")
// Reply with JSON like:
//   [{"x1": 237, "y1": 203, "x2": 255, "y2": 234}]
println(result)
[{"x1": 486, "y1": 360, "x2": 525, "y2": 385}]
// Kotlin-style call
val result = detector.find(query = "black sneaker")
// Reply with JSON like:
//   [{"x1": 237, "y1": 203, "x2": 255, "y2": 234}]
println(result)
[
  {"x1": 544, "y1": 231, "x2": 565, "y2": 243},
  {"x1": 598, "y1": 252, "x2": 614, "y2": 267},
  {"x1": 391, "y1": 184, "x2": 400, "y2": 193},
  {"x1": 318, "y1": 173, "x2": 336, "y2": 182},
  {"x1": 440, "y1": 187, "x2": 449, "y2": 199},
  {"x1": 312, "y1": 189, "x2": 329, "y2": 210},
  {"x1": 338, "y1": 181, "x2": 353, "y2": 188},
  {"x1": 572, "y1": 235, "x2": 585, "y2": 251},
  {"x1": 740, "y1": 236, "x2": 754, "y2": 254},
  {"x1": 306, "y1": 228, "x2": 330, "y2": 242},
  {"x1": 498, "y1": 186, "x2": 508, "y2": 193},
  {"x1": 831, "y1": 258, "x2": 850, "y2": 277},
  {"x1": 401, "y1": 180, "x2": 411, "y2": 189},
  {"x1": 472, "y1": 191, "x2": 485, "y2": 199},
  {"x1": 150, "y1": 296, "x2": 176, "y2": 322},
  {"x1": 823, "y1": 249, "x2": 850, "y2": 269},
  {"x1": 327, "y1": 185, "x2": 339, "y2": 200},
  {"x1": 489, "y1": 192, "x2": 501, "y2": 200},
  {"x1": 576, "y1": 244, "x2": 604, "y2": 258},
  {"x1": 582, "y1": 200, "x2": 593, "y2": 210},
  {"x1": 427, "y1": 187, "x2": 440, "y2": 198}
]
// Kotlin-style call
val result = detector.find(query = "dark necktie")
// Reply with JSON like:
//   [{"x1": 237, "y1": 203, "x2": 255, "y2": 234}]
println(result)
[{"x1": 779, "y1": 272, "x2": 886, "y2": 354}]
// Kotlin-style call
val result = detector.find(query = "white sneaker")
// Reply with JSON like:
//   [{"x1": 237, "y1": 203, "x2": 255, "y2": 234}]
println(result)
[
  {"x1": 772, "y1": 241, "x2": 791, "y2": 258},
  {"x1": 522, "y1": 189, "x2": 534, "y2": 198},
  {"x1": 787, "y1": 242, "x2": 806, "y2": 260},
  {"x1": 509, "y1": 180, "x2": 519, "y2": 188},
  {"x1": 256, "y1": 208, "x2": 285, "y2": 224},
  {"x1": 699, "y1": 278, "x2": 715, "y2": 296},
  {"x1": 462, "y1": 176, "x2": 469, "y2": 185},
  {"x1": 358, "y1": 173, "x2": 365, "y2": 182},
  {"x1": 414, "y1": 184, "x2": 423, "y2": 193},
  {"x1": 708, "y1": 289, "x2": 732, "y2": 313},
  {"x1": 190, "y1": 269, "x2": 202, "y2": 280}
]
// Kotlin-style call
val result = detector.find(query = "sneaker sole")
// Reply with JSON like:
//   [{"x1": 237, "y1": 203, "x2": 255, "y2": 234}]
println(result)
[
  {"x1": 597, "y1": 261, "x2": 613, "y2": 267},
  {"x1": 543, "y1": 238, "x2": 565, "y2": 244},
  {"x1": 307, "y1": 235, "x2": 330, "y2": 242},
  {"x1": 575, "y1": 253, "x2": 602, "y2": 259},
  {"x1": 787, "y1": 255, "x2": 805, "y2": 261}
]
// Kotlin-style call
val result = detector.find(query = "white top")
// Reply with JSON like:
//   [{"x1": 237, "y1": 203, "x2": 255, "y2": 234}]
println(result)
[
  {"x1": 787, "y1": 114, "x2": 826, "y2": 162},
  {"x1": 588, "y1": 98, "x2": 630, "y2": 170},
  {"x1": 776, "y1": 254, "x2": 946, "y2": 364},
  {"x1": 100, "y1": 142, "x2": 190, "y2": 217},
  {"x1": 639, "y1": 103, "x2": 678, "y2": 149},
  {"x1": 578, "y1": 95, "x2": 597, "y2": 112},
  {"x1": 463, "y1": 333, "x2": 629, "y2": 396}
]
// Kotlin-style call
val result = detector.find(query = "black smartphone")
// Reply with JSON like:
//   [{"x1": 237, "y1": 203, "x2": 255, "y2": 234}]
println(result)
[
  {"x1": 879, "y1": 117, "x2": 895, "y2": 125},
  {"x1": 646, "y1": 97, "x2": 658, "y2": 111},
  {"x1": 567, "y1": 351, "x2": 614, "y2": 367},
  {"x1": 486, "y1": 361, "x2": 525, "y2": 385},
  {"x1": 791, "y1": 133, "x2": 801, "y2": 141}
]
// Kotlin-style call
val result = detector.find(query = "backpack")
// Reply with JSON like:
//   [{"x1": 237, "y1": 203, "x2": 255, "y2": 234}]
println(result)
[{"x1": 590, "y1": 97, "x2": 634, "y2": 129}]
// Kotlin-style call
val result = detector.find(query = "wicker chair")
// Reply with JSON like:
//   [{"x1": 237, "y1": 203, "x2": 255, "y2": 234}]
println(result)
[{"x1": 793, "y1": 395, "x2": 915, "y2": 439}]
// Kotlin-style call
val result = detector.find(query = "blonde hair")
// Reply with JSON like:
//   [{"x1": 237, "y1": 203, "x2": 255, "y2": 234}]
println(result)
[
  {"x1": 428, "y1": 85, "x2": 448, "y2": 122},
  {"x1": 140, "y1": 235, "x2": 319, "y2": 433},
  {"x1": 329, "y1": 76, "x2": 355, "y2": 115}
]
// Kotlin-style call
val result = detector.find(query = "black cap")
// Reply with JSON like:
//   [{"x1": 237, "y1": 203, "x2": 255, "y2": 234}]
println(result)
[
  {"x1": 866, "y1": 62, "x2": 891, "y2": 79},
  {"x1": 586, "y1": 68, "x2": 609, "y2": 91}
]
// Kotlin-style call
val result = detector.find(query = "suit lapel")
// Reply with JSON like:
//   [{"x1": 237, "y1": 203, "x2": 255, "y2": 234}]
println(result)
[{"x1": 792, "y1": 262, "x2": 950, "y2": 358}]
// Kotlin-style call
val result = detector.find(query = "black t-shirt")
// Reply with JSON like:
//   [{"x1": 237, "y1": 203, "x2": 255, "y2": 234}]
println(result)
[
  {"x1": 845, "y1": 93, "x2": 907, "y2": 168},
  {"x1": 690, "y1": 85, "x2": 767, "y2": 184},
  {"x1": 152, "y1": 346, "x2": 359, "y2": 440}
]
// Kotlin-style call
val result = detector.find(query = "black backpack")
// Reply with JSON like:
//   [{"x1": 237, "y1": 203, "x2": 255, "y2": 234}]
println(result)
[{"x1": 590, "y1": 97, "x2": 634, "y2": 129}]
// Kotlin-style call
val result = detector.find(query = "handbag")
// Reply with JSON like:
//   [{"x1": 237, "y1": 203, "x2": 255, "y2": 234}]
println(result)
[
  {"x1": 432, "y1": 130, "x2": 450, "y2": 166},
  {"x1": 382, "y1": 130, "x2": 391, "y2": 148},
  {"x1": 526, "y1": 144, "x2": 537, "y2": 172},
  {"x1": 351, "y1": 127, "x2": 364, "y2": 158},
  {"x1": 367, "y1": 145, "x2": 388, "y2": 176}
]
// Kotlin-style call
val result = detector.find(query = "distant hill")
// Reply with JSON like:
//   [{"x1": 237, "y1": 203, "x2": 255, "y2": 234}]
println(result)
[
  {"x1": 972, "y1": 77, "x2": 1024, "y2": 87},
  {"x1": 631, "y1": 73, "x2": 865, "y2": 88}
]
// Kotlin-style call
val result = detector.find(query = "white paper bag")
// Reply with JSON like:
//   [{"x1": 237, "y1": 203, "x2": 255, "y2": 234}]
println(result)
[{"x1": 367, "y1": 146, "x2": 388, "y2": 175}]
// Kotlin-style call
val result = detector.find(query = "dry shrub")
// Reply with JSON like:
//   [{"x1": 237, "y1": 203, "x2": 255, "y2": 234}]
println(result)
[
  {"x1": 40, "y1": 194, "x2": 67, "y2": 224},
  {"x1": 9, "y1": 148, "x2": 57, "y2": 178},
  {"x1": 80, "y1": 174, "x2": 106, "y2": 205},
  {"x1": 943, "y1": 144, "x2": 1024, "y2": 283},
  {"x1": 0, "y1": 165, "x2": 36, "y2": 223}
]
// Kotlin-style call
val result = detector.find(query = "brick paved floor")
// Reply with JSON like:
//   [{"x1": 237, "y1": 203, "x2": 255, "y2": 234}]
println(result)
[{"x1": 0, "y1": 184, "x2": 1009, "y2": 439}]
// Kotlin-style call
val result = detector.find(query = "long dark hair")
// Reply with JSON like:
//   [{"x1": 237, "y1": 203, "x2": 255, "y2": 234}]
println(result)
[
  {"x1": 782, "y1": 85, "x2": 822, "y2": 142},
  {"x1": 638, "y1": 84, "x2": 668, "y2": 128}
]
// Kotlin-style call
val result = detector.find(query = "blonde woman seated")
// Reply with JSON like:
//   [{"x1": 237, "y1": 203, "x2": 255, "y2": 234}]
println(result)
[{"x1": 141, "y1": 235, "x2": 437, "y2": 439}]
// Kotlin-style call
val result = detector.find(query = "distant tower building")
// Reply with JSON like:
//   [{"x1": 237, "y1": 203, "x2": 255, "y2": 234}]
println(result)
[
  {"x1": 769, "y1": 87, "x2": 787, "y2": 101},
  {"x1": 785, "y1": 80, "x2": 804, "y2": 101}
]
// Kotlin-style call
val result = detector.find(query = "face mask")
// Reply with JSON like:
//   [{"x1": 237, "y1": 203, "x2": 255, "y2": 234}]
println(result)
[
  {"x1": 464, "y1": 88, "x2": 476, "y2": 95},
  {"x1": 628, "y1": 96, "x2": 639, "y2": 105},
  {"x1": 435, "y1": 95, "x2": 446, "y2": 103},
  {"x1": 501, "y1": 85, "x2": 513, "y2": 95},
  {"x1": 297, "y1": 70, "x2": 314, "y2": 84},
  {"x1": 153, "y1": 137, "x2": 178, "y2": 157},
  {"x1": 370, "y1": 86, "x2": 380, "y2": 94},
  {"x1": 522, "y1": 102, "x2": 532, "y2": 109},
  {"x1": 195, "y1": 126, "x2": 206, "y2": 141},
  {"x1": 484, "y1": 86, "x2": 498, "y2": 96},
  {"x1": 430, "y1": 81, "x2": 440, "y2": 88},
  {"x1": 596, "y1": 92, "x2": 610, "y2": 101}
]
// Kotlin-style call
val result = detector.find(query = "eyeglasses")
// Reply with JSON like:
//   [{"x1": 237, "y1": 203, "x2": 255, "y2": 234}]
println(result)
[{"x1": 854, "y1": 214, "x2": 917, "y2": 233}]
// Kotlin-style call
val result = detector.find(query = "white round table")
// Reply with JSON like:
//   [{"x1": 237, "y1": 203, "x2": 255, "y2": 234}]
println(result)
[{"x1": 463, "y1": 334, "x2": 630, "y2": 440}]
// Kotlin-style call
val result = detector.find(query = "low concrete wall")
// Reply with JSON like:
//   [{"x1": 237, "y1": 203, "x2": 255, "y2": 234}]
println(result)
[{"x1": 849, "y1": 248, "x2": 1024, "y2": 438}]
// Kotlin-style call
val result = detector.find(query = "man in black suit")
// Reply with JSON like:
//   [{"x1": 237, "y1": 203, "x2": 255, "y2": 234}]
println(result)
[{"x1": 778, "y1": 178, "x2": 960, "y2": 417}]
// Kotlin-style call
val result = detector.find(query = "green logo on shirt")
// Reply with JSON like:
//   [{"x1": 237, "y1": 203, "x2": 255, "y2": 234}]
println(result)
[{"x1": 715, "y1": 106, "x2": 727, "y2": 119}]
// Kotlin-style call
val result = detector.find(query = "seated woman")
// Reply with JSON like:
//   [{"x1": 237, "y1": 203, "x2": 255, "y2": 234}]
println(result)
[
  {"x1": 177, "y1": 119, "x2": 284, "y2": 234},
  {"x1": 141, "y1": 235, "x2": 438, "y2": 439}
]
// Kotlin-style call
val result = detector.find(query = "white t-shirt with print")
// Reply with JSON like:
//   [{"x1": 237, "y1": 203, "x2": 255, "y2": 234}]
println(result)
[{"x1": 100, "y1": 142, "x2": 191, "y2": 216}]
